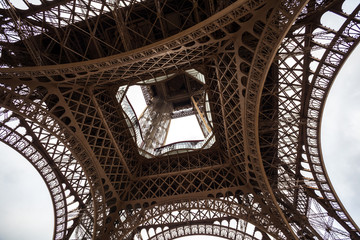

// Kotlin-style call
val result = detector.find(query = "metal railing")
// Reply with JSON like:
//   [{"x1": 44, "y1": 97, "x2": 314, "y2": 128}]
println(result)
[{"x1": 120, "y1": 94, "x2": 215, "y2": 157}]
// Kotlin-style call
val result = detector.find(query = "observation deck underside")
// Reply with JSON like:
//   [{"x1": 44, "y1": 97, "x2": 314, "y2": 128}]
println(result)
[{"x1": 0, "y1": 0, "x2": 359, "y2": 239}]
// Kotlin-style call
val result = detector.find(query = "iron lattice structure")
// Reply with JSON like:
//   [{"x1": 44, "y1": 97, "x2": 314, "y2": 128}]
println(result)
[{"x1": 0, "y1": 0, "x2": 359, "y2": 239}]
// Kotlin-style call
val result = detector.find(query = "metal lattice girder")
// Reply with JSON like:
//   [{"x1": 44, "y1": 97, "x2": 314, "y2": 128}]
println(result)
[
  {"x1": 0, "y1": 0, "x2": 238, "y2": 65},
  {"x1": 274, "y1": 1, "x2": 360, "y2": 238},
  {"x1": 145, "y1": 222, "x2": 270, "y2": 240},
  {"x1": 0, "y1": 0, "x2": 360, "y2": 239},
  {"x1": 0, "y1": 82, "x2": 117, "y2": 238},
  {"x1": 0, "y1": 108, "x2": 93, "y2": 239},
  {"x1": 116, "y1": 196, "x2": 289, "y2": 239}
]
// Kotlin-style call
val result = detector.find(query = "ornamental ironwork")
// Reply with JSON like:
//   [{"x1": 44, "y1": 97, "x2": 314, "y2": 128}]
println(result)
[{"x1": 0, "y1": 0, "x2": 359, "y2": 239}]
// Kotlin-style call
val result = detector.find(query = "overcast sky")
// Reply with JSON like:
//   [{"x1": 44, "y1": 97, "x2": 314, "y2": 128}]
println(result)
[
  {"x1": 321, "y1": 44, "x2": 360, "y2": 225},
  {"x1": 1, "y1": 47, "x2": 359, "y2": 239},
  {"x1": 0, "y1": 1, "x2": 359, "y2": 240},
  {"x1": 0, "y1": 143, "x2": 53, "y2": 240}
]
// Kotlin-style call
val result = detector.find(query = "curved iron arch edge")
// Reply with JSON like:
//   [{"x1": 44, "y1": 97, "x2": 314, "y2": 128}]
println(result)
[
  {"x1": 304, "y1": 4, "x2": 360, "y2": 235},
  {"x1": 0, "y1": 89, "x2": 106, "y2": 238},
  {"x1": 117, "y1": 197, "x2": 281, "y2": 240},
  {"x1": 243, "y1": 0, "x2": 310, "y2": 238},
  {"x1": 0, "y1": 121, "x2": 67, "y2": 239},
  {"x1": 147, "y1": 223, "x2": 265, "y2": 240},
  {"x1": 0, "y1": 0, "x2": 268, "y2": 83}
]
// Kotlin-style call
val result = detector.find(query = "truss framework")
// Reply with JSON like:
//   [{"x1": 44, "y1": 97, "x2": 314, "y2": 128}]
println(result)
[{"x1": 0, "y1": 0, "x2": 359, "y2": 239}]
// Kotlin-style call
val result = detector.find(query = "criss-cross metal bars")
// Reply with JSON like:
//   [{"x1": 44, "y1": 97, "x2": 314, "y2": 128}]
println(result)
[{"x1": 0, "y1": 0, "x2": 359, "y2": 239}]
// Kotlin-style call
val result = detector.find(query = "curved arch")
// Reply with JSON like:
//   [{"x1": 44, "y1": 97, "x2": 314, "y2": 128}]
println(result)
[
  {"x1": 146, "y1": 223, "x2": 265, "y2": 240},
  {"x1": 267, "y1": 1, "x2": 360, "y2": 238},
  {"x1": 116, "y1": 196, "x2": 286, "y2": 239},
  {"x1": 0, "y1": 109, "x2": 95, "y2": 239},
  {"x1": 304, "y1": 3, "x2": 360, "y2": 238},
  {"x1": 1, "y1": 0, "x2": 359, "y2": 239},
  {"x1": 239, "y1": 0, "x2": 309, "y2": 238},
  {"x1": 0, "y1": 117, "x2": 67, "y2": 239},
  {"x1": 0, "y1": 0, "x2": 243, "y2": 65},
  {"x1": 0, "y1": 0, "x2": 270, "y2": 86},
  {"x1": 0, "y1": 2, "x2": 308, "y2": 237},
  {"x1": 0, "y1": 85, "x2": 108, "y2": 238}
]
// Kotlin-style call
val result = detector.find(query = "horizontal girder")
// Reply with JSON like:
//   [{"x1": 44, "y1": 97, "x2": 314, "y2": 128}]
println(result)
[{"x1": 0, "y1": 0, "x2": 359, "y2": 239}]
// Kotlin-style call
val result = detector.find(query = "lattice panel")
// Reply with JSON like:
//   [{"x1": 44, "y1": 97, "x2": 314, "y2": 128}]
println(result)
[
  {"x1": 116, "y1": 196, "x2": 287, "y2": 239},
  {"x1": 0, "y1": 0, "x2": 239, "y2": 66},
  {"x1": 138, "y1": 150, "x2": 225, "y2": 177},
  {"x1": 127, "y1": 167, "x2": 241, "y2": 203},
  {"x1": 0, "y1": 82, "x2": 113, "y2": 238},
  {"x1": 0, "y1": 0, "x2": 360, "y2": 239}
]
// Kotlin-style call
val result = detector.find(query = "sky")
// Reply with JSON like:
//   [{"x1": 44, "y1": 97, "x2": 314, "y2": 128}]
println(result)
[
  {"x1": 0, "y1": 143, "x2": 53, "y2": 240},
  {"x1": 0, "y1": 1, "x2": 359, "y2": 240},
  {"x1": 321, "y1": 44, "x2": 360, "y2": 225},
  {"x1": 0, "y1": 48, "x2": 359, "y2": 240},
  {"x1": 318, "y1": 0, "x2": 360, "y2": 226},
  {"x1": 126, "y1": 85, "x2": 205, "y2": 145}
]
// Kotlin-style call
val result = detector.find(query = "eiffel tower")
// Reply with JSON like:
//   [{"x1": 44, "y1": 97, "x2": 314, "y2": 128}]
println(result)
[{"x1": 0, "y1": 0, "x2": 359, "y2": 239}]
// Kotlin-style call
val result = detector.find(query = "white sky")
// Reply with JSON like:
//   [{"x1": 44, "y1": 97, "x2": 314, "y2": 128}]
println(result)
[
  {"x1": 0, "y1": 143, "x2": 53, "y2": 240},
  {"x1": 0, "y1": 1, "x2": 359, "y2": 239},
  {"x1": 321, "y1": 45, "x2": 360, "y2": 225},
  {"x1": 126, "y1": 85, "x2": 147, "y2": 117},
  {"x1": 165, "y1": 115, "x2": 204, "y2": 144},
  {"x1": 319, "y1": 1, "x2": 360, "y2": 226},
  {"x1": 1, "y1": 45, "x2": 359, "y2": 237},
  {"x1": 126, "y1": 85, "x2": 205, "y2": 145}
]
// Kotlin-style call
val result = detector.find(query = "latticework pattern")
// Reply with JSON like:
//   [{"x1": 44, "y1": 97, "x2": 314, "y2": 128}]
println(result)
[{"x1": 0, "y1": 0, "x2": 359, "y2": 239}]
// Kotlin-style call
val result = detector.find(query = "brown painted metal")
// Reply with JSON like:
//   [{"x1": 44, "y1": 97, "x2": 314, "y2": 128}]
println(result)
[{"x1": 0, "y1": 0, "x2": 359, "y2": 239}]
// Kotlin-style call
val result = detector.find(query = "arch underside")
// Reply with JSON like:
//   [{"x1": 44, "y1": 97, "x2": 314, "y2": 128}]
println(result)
[
  {"x1": 144, "y1": 222, "x2": 269, "y2": 240},
  {"x1": 0, "y1": 0, "x2": 359, "y2": 239},
  {"x1": 0, "y1": 108, "x2": 94, "y2": 239}
]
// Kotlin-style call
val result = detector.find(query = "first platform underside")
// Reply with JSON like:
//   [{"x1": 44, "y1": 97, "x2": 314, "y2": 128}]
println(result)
[{"x1": 0, "y1": 0, "x2": 359, "y2": 239}]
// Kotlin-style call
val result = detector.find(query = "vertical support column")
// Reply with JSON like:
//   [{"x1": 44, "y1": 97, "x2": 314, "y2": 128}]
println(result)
[
  {"x1": 139, "y1": 97, "x2": 173, "y2": 150},
  {"x1": 191, "y1": 95, "x2": 211, "y2": 137}
]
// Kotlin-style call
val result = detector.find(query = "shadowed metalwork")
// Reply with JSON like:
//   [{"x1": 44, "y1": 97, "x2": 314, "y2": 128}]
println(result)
[{"x1": 0, "y1": 0, "x2": 359, "y2": 239}]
